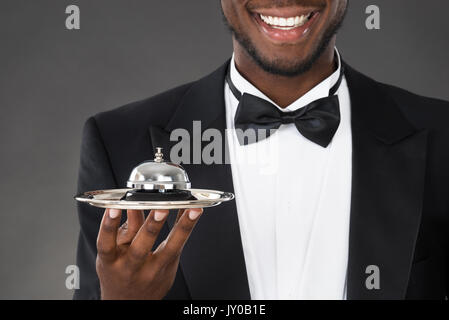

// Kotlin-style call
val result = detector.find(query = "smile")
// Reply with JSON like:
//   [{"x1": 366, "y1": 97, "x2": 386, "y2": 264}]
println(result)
[
  {"x1": 250, "y1": 6, "x2": 324, "y2": 45},
  {"x1": 251, "y1": 7, "x2": 321, "y2": 43},
  {"x1": 259, "y1": 13, "x2": 313, "y2": 30}
]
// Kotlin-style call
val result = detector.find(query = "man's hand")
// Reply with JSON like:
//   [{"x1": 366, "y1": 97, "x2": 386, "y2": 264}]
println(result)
[{"x1": 96, "y1": 207, "x2": 203, "y2": 300}]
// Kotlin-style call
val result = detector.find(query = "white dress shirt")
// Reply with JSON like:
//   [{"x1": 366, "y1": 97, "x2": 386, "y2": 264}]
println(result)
[{"x1": 224, "y1": 49, "x2": 352, "y2": 300}]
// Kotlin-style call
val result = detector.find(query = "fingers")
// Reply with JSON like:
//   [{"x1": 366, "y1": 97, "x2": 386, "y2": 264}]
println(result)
[
  {"x1": 97, "y1": 208, "x2": 122, "y2": 260},
  {"x1": 102, "y1": 208, "x2": 203, "y2": 269},
  {"x1": 117, "y1": 210, "x2": 145, "y2": 245},
  {"x1": 126, "y1": 210, "x2": 145, "y2": 233},
  {"x1": 175, "y1": 209, "x2": 184, "y2": 224},
  {"x1": 157, "y1": 208, "x2": 203, "y2": 264},
  {"x1": 128, "y1": 209, "x2": 169, "y2": 264}
]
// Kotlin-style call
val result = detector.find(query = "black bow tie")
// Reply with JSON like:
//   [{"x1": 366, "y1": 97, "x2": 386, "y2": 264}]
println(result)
[{"x1": 226, "y1": 64, "x2": 344, "y2": 148}]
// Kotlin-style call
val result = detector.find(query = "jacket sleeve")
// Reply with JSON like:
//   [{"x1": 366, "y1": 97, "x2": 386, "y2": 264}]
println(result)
[{"x1": 73, "y1": 116, "x2": 117, "y2": 300}]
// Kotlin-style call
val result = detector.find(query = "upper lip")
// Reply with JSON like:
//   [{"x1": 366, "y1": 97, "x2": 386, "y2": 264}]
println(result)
[{"x1": 250, "y1": 6, "x2": 320, "y2": 18}]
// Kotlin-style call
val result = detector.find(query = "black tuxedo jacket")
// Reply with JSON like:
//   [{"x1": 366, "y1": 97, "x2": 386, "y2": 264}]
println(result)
[{"x1": 74, "y1": 60, "x2": 449, "y2": 300}]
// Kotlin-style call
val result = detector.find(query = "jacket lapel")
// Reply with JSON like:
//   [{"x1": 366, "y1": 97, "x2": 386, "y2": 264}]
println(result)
[
  {"x1": 149, "y1": 61, "x2": 251, "y2": 299},
  {"x1": 344, "y1": 64, "x2": 428, "y2": 299}
]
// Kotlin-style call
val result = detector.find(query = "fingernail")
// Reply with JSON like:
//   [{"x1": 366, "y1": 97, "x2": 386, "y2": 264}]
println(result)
[
  {"x1": 188, "y1": 209, "x2": 202, "y2": 221},
  {"x1": 109, "y1": 209, "x2": 121, "y2": 219},
  {"x1": 154, "y1": 210, "x2": 168, "y2": 222}
]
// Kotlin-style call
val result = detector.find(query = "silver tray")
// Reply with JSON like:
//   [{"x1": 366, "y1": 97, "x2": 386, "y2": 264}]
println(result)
[{"x1": 75, "y1": 188, "x2": 234, "y2": 210}]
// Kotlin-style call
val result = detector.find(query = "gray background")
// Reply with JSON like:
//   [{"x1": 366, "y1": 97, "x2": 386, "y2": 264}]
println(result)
[{"x1": 0, "y1": 0, "x2": 447, "y2": 299}]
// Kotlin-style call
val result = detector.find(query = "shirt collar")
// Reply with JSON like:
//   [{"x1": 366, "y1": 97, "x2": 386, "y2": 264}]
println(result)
[{"x1": 229, "y1": 48, "x2": 343, "y2": 112}]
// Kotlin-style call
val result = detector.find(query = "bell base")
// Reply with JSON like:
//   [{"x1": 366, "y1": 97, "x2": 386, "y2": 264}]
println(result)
[{"x1": 121, "y1": 189, "x2": 196, "y2": 201}]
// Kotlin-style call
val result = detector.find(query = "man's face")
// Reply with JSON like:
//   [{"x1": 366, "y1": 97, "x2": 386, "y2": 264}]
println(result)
[{"x1": 221, "y1": 0, "x2": 348, "y2": 76}]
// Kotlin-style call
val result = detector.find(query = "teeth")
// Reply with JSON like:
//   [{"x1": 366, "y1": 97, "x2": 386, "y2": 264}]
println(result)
[{"x1": 260, "y1": 13, "x2": 312, "y2": 29}]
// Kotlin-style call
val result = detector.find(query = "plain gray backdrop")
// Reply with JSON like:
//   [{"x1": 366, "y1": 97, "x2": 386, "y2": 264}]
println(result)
[{"x1": 0, "y1": 0, "x2": 448, "y2": 299}]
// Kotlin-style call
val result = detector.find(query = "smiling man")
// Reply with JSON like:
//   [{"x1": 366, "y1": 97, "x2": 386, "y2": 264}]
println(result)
[{"x1": 75, "y1": 0, "x2": 449, "y2": 300}]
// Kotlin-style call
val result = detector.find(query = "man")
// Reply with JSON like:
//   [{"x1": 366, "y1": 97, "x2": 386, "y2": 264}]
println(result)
[{"x1": 75, "y1": 0, "x2": 449, "y2": 300}]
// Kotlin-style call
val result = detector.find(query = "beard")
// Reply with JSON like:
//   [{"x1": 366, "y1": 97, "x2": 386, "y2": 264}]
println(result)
[{"x1": 221, "y1": 4, "x2": 348, "y2": 77}]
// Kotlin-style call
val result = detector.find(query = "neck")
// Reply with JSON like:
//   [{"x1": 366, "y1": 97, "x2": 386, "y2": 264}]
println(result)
[{"x1": 233, "y1": 38, "x2": 337, "y2": 108}]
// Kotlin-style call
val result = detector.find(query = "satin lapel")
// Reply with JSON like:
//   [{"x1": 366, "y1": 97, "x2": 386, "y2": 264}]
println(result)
[
  {"x1": 344, "y1": 63, "x2": 428, "y2": 299},
  {"x1": 148, "y1": 60, "x2": 251, "y2": 299}
]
